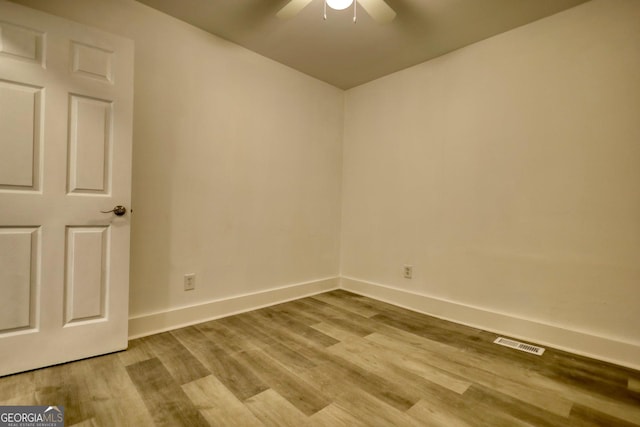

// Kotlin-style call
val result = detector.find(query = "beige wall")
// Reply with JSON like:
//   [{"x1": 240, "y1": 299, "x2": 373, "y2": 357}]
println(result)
[
  {"x1": 342, "y1": 0, "x2": 640, "y2": 348},
  {"x1": 13, "y1": 0, "x2": 344, "y2": 318}
]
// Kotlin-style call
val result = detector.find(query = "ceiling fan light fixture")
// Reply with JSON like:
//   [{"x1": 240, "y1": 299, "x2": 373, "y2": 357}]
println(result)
[{"x1": 326, "y1": 0, "x2": 354, "y2": 11}]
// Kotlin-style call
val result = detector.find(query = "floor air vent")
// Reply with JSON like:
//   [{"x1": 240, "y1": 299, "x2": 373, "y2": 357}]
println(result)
[{"x1": 494, "y1": 337, "x2": 545, "y2": 355}]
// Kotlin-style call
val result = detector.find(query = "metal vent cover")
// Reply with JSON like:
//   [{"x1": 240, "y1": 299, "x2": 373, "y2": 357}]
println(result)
[{"x1": 494, "y1": 337, "x2": 545, "y2": 355}]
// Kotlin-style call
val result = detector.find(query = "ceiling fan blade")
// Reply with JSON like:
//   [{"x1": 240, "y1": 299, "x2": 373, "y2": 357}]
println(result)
[
  {"x1": 358, "y1": 0, "x2": 396, "y2": 23},
  {"x1": 276, "y1": 0, "x2": 314, "y2": 19}
]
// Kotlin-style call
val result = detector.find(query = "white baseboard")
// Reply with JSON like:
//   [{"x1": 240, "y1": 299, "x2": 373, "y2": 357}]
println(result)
[
  {"x1": 128, "y1": 277, "x2": 339, "y2": 339},
  {"x1": 341, "y1": 276, "x2": 640, "y2": 371},
  {"x1": 127, "y1": 274, "x2": 640, "y2": 371}
]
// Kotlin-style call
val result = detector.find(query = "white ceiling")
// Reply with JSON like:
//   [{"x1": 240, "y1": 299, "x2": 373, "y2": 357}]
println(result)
[{"x1": 136, "y1": 0, "x2": 589, "y2": 89}]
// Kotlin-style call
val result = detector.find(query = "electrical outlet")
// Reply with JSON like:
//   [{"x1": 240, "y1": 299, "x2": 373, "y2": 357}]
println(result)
[
  {"x1": 184, "y1": 273, "x2": 196, "y2": 291},
  {"x1": 403, "y1": 265, "x2": 413, "y2": 279}
]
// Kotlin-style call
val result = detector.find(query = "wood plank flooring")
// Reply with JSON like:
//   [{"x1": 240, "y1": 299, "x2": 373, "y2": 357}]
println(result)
[{"x1": 1, "y1": 290, "x2": 639, "y2": 426}]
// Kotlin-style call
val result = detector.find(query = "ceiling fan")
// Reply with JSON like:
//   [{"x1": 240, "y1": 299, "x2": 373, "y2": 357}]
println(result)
[{"x1": 277, "y1": 0, "x2": 396, "y2": 23}]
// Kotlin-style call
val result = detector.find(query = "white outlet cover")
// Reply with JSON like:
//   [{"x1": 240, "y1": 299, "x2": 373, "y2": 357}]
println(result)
[
  {"x1": 403, "y1": 265, "x2": 413, "y2": 278},
  {"x1": 184, "y1": 273, "x2": 196, "y2": 290}
]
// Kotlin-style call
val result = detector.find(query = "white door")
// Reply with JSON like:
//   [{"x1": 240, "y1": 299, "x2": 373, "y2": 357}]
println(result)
[{"x1": 0, "y1": 1, "x2": 134, "y2": 376}]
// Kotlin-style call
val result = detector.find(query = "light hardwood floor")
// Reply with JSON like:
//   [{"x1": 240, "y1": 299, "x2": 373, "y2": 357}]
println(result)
[{"x1": 1, "y1": 290, "x2": 639, "y2": 426}]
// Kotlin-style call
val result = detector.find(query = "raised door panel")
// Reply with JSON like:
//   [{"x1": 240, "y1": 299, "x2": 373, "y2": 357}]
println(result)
[
  {"x1": 64, "y1": 226, "x2": 109, "y2": 324},
  {"x1": 71, "y1": 41, "x2": 113, "y2": 83},
  {"x1": 67, "y1": 95, "x2": 112, "y2": 194},
  {"x1": 0, "y1": 80, "x2": 43, "y2": 191},
  {"x1": 0, "y1": 227, "x2": 39, "y2": 333},
  {"x1": 0, "y1": 20, "x2": 45, "y2": 65}
]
